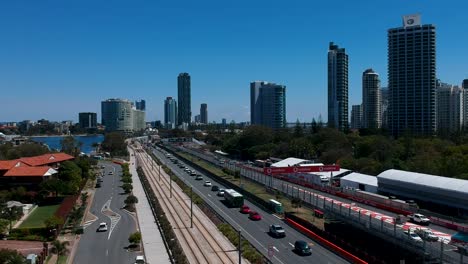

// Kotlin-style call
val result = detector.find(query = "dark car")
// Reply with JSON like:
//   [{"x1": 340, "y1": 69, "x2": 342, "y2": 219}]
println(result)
[
  {"x1": 294, "y1": 240, "x2": 311, "y2": 256},
  {"x1": 211, "y1": 185, "x2": 220, "y2": 192}
]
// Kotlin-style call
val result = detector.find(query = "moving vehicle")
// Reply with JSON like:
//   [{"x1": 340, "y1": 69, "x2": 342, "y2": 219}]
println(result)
[
  {"x1": 134, "y1": 256, "x2": 145, "y2": 264},
  {"x1": 408, "y1": 214, "x2": 430, "y2": 225},
  {"x1": 403, "y1": 230, "x2": 423, "y2": 243},
  {"x1": 204, "y1": 181, "x2": 212, "y2": 187},
  {"x1": 95, "y1": 182, "x2": 101, "y2": 188},
  {"x1": 414, "y1": 228, "x2": 439, "y2": 242},
  {"x1": 240, "y1": 205, "x2": 251, "y2": 214},
  {"x1": 294, "y1": 240, "x2": 312, "y2": 256},
  {"x1": 108, "y1": 171, "x2": 114, "y2": 175},
  {"x1": 249, "y1": 211, "x2": 262, "y2": 221},
  {"x1": 211, "y1": 185, "x2": 219, "y2": 192},
  {"x1": 195, "y1": 175, "x2": 203, "y2": 180},
  {"x1": 217, "y1": 189, "x2": 225, "y2": 197},
  {"x1": 101, "y1": 165, "x2": 105, "y2": 169},
  {"x1": 224, "y1": 189, "x2": 244, "y2": 207},
  {"x1": 190, "y1": 171, "x2": 197, "y2": 176},
  {"x1": 269, "y1": 224, "x2": 286, "y2": 237},
  {"x1": 97, "y1": 222, "x2": 108, "y2": 232}
]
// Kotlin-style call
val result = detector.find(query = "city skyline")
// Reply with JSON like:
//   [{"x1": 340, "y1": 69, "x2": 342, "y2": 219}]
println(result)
[{"x1": 0, "y1": 1, "x2": 467, "y2": 123}]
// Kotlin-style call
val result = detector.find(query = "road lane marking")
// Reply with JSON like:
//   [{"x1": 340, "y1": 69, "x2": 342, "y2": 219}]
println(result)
[
  {"x1": 288, "y1": 242, "x2": 294, "y2": 248},
  {"x1": 273, "y1": 246, "x2": 279, "y2": 252},
  {"x1": 207, "y1": 194, "x2": 211, "y2": 197}
]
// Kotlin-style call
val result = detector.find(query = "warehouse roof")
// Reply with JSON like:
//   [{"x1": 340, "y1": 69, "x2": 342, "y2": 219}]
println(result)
[
  {"x1": 377, "y1": 169, "x2": 468, "y2": 194},
  {"x1": 271, "y1": 157, "x2": 315, "y2": 167},
  {"x1": 340, "y1": 172, "x2": 378, "y2": 187}
]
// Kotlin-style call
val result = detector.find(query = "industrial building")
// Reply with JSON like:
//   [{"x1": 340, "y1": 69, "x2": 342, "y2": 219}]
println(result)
[{"x1": 340, "y1": 172, "x2": 378, "y2": 193}]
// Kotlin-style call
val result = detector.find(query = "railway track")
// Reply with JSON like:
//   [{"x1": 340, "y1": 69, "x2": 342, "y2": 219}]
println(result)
[{"x1": 132, "y1": 146, "x2": 239, "y2": 264}]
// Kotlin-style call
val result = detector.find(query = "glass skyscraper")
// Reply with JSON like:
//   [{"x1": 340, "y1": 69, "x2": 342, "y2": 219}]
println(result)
[
  {"x1": 328, "y1": 42, "x2": 349, "y2": 132},
  {"x1": 362, "y1": 69, "x2": 381, "y2": 129},
  {"x1": 250, "y1": 82, "x2": 286, "y2": 129},
  {"x1": 177, "y1": 73, "x2": 191, "y2": 126}
]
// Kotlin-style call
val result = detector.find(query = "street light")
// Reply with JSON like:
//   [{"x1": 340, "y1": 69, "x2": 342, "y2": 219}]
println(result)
[{"x1": 190, "y1": 186, "x2": 193, "y2": 228}]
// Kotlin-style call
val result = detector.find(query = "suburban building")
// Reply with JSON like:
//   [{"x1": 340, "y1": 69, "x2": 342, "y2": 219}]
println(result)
[
  {"x1": 388, "y1": 14, "x2": 436, "y2": 136},
  {"x1": 328, "y1": 42, "x2": 349, "y2": 132}
]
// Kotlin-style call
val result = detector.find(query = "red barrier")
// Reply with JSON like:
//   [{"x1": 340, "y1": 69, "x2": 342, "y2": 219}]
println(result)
[{"x1": 286, "y1": 218, "x2": 368, "y2": 264}]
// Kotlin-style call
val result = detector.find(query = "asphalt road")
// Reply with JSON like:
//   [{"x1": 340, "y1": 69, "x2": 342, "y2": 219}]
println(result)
[
  {"x1": 152, "y1": 147, "x2": 349, "y2": 264},
  {"x1": 176, "y1": 145, "x2": 457, "y2": 236},
  {"x1": 74, "y1": 161, "x2": 138, "y2": 264}
]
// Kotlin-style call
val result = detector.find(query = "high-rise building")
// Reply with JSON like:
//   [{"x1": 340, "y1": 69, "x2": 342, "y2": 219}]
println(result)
[
  {"x1": 463, "y1": 80, "x2": 468, "y2": 131},
  {"x1": 362, "y1": 69, "x2": 381, "y2": 129},
  {"x1": 78, "y1": 112, "x2": 97, "y2": 129},
  {"x1": 222, "y1": 118, "x2": 227, "y2": 128},
  {"x1": 194, "y1": 115, "x2": 201, "y2": 123},
  {"x1": 250, "y1": 82, "x2": 286, "y2": 129},
  {"x1": 200, "y1": 103, "x2": 208, "y2": 124},
  {"x1": 350, "y1": 105, "x2": 362, "y2": 130},
  {"x1": 328, "y1": 42, "x2": 349, "y2": 132},
  {"x1": 178, "y1": 73, "x2": 191, "y2": 126},
  {"x1": 101, "y1": 98, "x2": 145, "y2": 132},
  {"x1": 388, "y1": 14, "x2": 436, "y2": 136},
  {"x1": 380, "y1": 87, "x2": 389, "y2": 129},
  {"x1": 135, "y1": 100, "x2": 146, "y2": 111},
  {"x1": 164, "y1": 97, "x2": 177, "y2": 129},
  {"x1": 436, "y1": 82, "x2": 463, "y2": 135}
]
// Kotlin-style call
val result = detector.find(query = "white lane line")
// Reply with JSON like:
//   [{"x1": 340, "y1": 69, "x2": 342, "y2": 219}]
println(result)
[
  {"x1": 273, "y1": 246, "x2": 279, "y2": 252},
  {"x1": 207, "y1": 194, "x2": 211, "y2": 197},
  {"x1": 273, "y1": 214, "x2": 282, "y2": 220},
  {"x1": 106, "y1": 249, "x2": 108, "y2": 256},
  {"x1": 288, "y1": 242, "x2": 294, "y2": 248}
]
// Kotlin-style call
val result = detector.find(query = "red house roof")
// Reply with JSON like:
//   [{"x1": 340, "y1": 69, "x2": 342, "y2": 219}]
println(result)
[
  {"x1": 0, "y1": 160, "x2": 22, "y2": 170},
  {"x1": 19, "y1": 153, "x2": 74, "y2": 166},
  {"x1": 3, "y1": 166, "x2": 54, "y2": 177}
]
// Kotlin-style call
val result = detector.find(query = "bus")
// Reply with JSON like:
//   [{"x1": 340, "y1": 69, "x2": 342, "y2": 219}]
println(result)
[
  {"x1": 224, "y1": 189, "x2": 244, "y2": 207},
  {"x1": 269, "y1": 199, "x2": 283, "y2": 213}
]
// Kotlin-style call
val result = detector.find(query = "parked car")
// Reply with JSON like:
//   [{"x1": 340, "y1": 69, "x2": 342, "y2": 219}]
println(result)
[
  {"x1": 217, "y1": 189, "x2": 225, "y2": 197},
  {"x1": 195, "y1": 175, "x2": 203, "y2": 181},
  {"x1": 294, "y1": 240, "x2": 311, "y2": 256},
  {"x1": 249, "y1": 211, "x2": 262, "y2": 221},
  {"x1": 204, "y1": 181, "x2": 212, "y2": 187},
  {"x1": 414, "y1": 228, "x2": 439, "y2": 242},
  {"x1": 97, "y1": 222, "x2": 108, "y2": 232},
  {"x1": 408, "y1": 214, "x2": 430, "y2": 225},
  {"x1": 134, "y1": 256, "x2": 145, "y2": 264},
  {"x1": 403, "y1": 230, "x2": 423, "y2": 243},
  {"x1": 240, "y1": 205, "x2": 251, "y2": 214},
  {"x1": 95, "y1": 182, "x2": 101, "y2": 188},
  {"x1": 211, "y1": 185, "x2": 219, "y2": 192},
  {"x1": 269, "y1": 224, "x2": 286, "y2": 238}
]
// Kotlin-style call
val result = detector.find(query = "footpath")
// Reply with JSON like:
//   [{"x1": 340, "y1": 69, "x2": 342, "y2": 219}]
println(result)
[{"x1": 128, "y1": 147, "x2": 172, "y2": 264}]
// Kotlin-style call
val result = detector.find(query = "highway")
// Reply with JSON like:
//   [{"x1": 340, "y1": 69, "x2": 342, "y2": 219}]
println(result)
[
  {"x1": 74, "y1": 161, "x2": 138, "y2": 264},
  {"x1": 152, "y1": 146, "x2": 349, "y2": 264}
]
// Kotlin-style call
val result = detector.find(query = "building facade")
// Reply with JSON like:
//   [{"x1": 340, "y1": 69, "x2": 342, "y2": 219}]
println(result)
[
  {"x1": 101, "y1": 98, "x2": 145, "y2": 132},
  {"x1": 350, "y1": 105, "x2": 362, "y2": 130},
  {"x1": 437, "y1": 82, "x2": 464, "y2": 135},
  {"x1": 380, "y1": 87, "x2": 389, "y2": 129},
  {"x1": 164, "y1": 97, "x2": 177, "y2": 129},
  {"x1": 200, "y1": 103, "x2": 208, "y2": 124},
  {"x1": 362, "y1": 69, "x2": 381, "y2": 129},
  {"x1": 463, "y1": 80, "x2": 468, "y2": 131},
  {"x1": 177, "y1": 73, "x2": 191, "y2": 126},
  {"x1": 135, "y1": 100, "x2": 146, "y2": 111},
  {"x1": 78, "y1": 112, "x2": 97, "y2": 129},
  {"x1": 250, "y1": 82, "x2": 286, "y2": 129},
  {"x1": 388, "y1": 14, "x2": 436, "y2": 136},
  {"x1": 328, "y1": 42, "x2": 349, "y2": 132}
]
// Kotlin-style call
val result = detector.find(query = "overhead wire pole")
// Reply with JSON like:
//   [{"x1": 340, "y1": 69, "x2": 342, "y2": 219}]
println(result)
[
  {"x1": 190, "y1": 186, "x2": 193, "y2": 228},
  {"x1": 238, "y1": 229, "x2": 242, "y2": 264}
]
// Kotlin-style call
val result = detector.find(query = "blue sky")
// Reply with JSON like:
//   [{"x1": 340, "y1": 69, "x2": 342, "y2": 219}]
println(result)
[{"x1": 0, "y1": 0, "x2": 467, "y2": 123}]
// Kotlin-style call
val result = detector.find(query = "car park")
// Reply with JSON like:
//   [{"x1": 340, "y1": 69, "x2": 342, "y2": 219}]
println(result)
[
  {"x1": 294, "y1": 240, "x2": 312, "y2": 256},
  {"x1": 249, "y1": 211, "x2": 262, "y2": 221},
  {"x1": 217, "y1": 189, "x2": 225, "y2": 197},
  {"x1": 240, "y1": 205, "x2": 250, "y2": 214},
  {"x1": 204, "y1": 181, "x2": 212, "y2": 187},
  {"x1": 269, "y1": 224, "x2": 286, "y2": 237},
  {"x1": 97, "y1": 222, "x2": 108, "y2": 232},
  {"x1": 211, "y1": 185, "x2": 219, "y2": 192},
  {"x1": 195, "y1": 175, "x2": 203, "y2": 180}
]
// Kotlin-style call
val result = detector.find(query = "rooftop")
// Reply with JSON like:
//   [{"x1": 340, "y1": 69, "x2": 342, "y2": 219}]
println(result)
[{"x1": 340, "y1": 172, "x2": 378, "y2": 187}]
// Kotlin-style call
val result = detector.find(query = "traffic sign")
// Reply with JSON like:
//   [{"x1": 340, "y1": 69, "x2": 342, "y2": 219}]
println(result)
[{"x1": 263, "y1": 165, "x2": 340, "y2": 174}]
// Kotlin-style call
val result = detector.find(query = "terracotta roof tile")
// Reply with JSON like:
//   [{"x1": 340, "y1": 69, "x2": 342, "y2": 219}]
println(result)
[
  {"x1": 0, "y1": 160, "x2": 22, "y2": 170},
  {"x1": 3, "y1": 166, "x2": 53, "y2": 177},
  {"x1": 19, "y1": 153, "x2": 74, "y2": 166}
]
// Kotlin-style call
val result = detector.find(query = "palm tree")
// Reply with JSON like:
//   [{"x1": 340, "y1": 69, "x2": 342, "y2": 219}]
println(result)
[{"x1": 51, "y1": 240, "x2": 70, "y2": 264}]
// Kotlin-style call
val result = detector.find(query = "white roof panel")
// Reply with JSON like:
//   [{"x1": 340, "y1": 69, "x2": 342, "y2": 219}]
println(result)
[{"x1": 341, "y1": 172, "x2": 378, "y2": 187}]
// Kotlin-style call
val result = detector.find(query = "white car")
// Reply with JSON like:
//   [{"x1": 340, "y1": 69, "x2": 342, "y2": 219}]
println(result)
[
  {"x1": 134, "y1": 256, "x2": 145, "y2": 264},
  {"x1": 408, "y1": 213, "x2": 430, "y2": 225},
  {"x1": 204, "y1": 181, "x2": 212, "y2": 187},
  {"x1": 404, "y1": 230, "x2": 422, "y2": 242},
  {"x1": 97, "y1": 222, "x2": 108, "y2": 232},
  {"x1": 217, "y1": 189, "x2": 225, "y2": 197}
]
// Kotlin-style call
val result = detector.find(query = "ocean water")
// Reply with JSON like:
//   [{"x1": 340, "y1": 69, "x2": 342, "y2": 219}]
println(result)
[{"x1": 30, "y1": 135, "x2": 104, "y2": 154}]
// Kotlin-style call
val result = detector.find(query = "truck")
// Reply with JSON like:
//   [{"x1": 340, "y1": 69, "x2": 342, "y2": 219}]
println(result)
[{"x1": 408, "y1": 213, "x2": 431, "y2": 225}]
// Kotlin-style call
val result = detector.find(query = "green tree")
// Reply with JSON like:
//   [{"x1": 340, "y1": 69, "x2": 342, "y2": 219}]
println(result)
[
  {"x1": 0, "y1": 249, "x2": 26, "y2": 264},
  {"x1": 124, "y1": 195, "x2": 138, "y2": 209},
  {"x1": 102, "y1": 132, "x2": 128, "y2": 157},
  {"x1": 60, "y1": 136, "x2": 82, "y2": 157},
  {"x1": 51, "y1": 240, "x2": 70, "y2": 264},
  {"x1": 128, "y1": 232, "x2": 142, "y2": 245},
  {"x1": 293, "y1": 119, "x2": 304, "y2": 138},
  {"x1": 58, "y1": 161, "x2": 82, "y2": 194},
  {"x1": 122, "y1": 183, "x2": 133, "y2": 194},
  {"x1": 39, "y1": 178, "x2": 66, "y2": 197},
  {"x1": 44, "y1": 215, "x2": 64, "y2": 231}
]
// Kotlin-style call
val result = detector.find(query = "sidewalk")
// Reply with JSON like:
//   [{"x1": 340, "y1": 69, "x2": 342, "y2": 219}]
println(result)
[{"x1": 128, "y1": 148, "x2": 172, "y2": 264}]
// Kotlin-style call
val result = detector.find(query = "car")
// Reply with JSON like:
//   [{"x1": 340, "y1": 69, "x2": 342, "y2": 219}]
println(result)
[
  {"x1": 204, "y1": 181, "x2": 212, "y2": 187},
  {"x1": 408, "y1": 213, "x2": 430, "y2": 225},
  {"x1": 211, "y1": 185, "x2": 219, "y2": 192},
  {"x1": 249, "y1": 211, "x2": 261, "y2": 221},
  {"x1": 269, "y1": 224, "x2": 286, "y2": 238},
  {"x1": 190, "y1": 171, "x2": 197, "y2": 176},
  {"x1": 108, "y1": 171, "x2": 114, "y2": 175},
  {"x1": 414, "y1": 228, "x2": 439, "y2": 242},
  {"x1": 184, "y1": 168, "x2": 190, "y2": 173},
  {"x1": 100, "y1": 165, "x2": 105, "y2": 169},
  {"x1": 294, "y1": 240, "x2": 312, "y2": 256},
  {"x1": 97, "y1": 177, "x2": 103, "y2": 182},
  {"x1": 97, "y1": 222, "x2": 108, "y2": 232},
  {"x1": 95, "y1": 182, "x2": 101, "y2": 188},
  {"x1": 134, "y1": 256, "x2": 145, "y2": 264},
  {"x1": 404, "y1": 230, "x2": 423, "y2": 243},
  {"x1": 217, "y1": 189, "x2": 225, "y2": 197},
  {"x1": 240, "y1": 205, "x2": 250, "y2": 214},
  {"x1": 195, "y1": 175, "x2": 203, "y2": 180}
]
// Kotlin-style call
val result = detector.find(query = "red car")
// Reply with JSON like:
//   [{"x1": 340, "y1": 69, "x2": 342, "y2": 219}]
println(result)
[
  {"x1": 249, "y1": 211, "x2": 262, "y2": 221},
  {"x1": 240, "y1": 205, "x2": 251, "y2": 214}
]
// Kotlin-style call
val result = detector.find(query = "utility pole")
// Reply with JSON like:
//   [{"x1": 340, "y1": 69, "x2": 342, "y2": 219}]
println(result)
[
  {"x1": 190, "y1": 187, "x2": 193, "y2": 228},
  {"x1": 238, "y1": 229, "x2": 242, "y2": 264},
  {"x1": 170, "y1": 175, "x2": 172, "y2": 198},
  {"x1": 159, "y1": 165, "x2": 161, "y2": 182}
]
